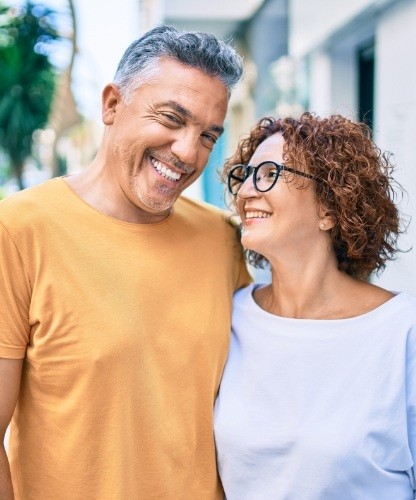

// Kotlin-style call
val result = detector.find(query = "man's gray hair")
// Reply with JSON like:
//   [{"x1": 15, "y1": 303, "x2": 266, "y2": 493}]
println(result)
[{"x1": 113, "y1": 25, "x2": 243, "y2": 101}]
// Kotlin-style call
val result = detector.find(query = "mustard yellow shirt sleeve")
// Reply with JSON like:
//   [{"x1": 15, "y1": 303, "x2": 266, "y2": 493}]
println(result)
[
  {"x1": 224, "y1": 213, "x2": 252, "y2": 291},
  {"x1": 0, "y1": 221, "x2": 31, "y2": 359}
]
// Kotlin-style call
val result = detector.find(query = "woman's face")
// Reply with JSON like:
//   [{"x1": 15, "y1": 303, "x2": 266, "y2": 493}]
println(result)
[{"x1": 236, "y1": 133, "x2": 325, "y2": 263}]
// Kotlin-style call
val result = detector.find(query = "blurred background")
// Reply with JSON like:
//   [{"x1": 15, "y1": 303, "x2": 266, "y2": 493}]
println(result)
[{"x1": 0, "y1": 0, "x2": 415, "y2": 293}]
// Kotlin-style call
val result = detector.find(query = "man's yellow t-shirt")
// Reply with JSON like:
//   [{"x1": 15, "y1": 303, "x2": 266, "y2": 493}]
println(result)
[{"x1": 0, "y1": 178, "x2": 250, "y2": 499}]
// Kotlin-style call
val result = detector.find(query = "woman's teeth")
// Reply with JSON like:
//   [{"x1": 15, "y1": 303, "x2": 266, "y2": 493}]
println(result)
[
  {"x1": 245, "y1": 211, "x2": 271, "y2": 219},
  {"x1": 151, "y1": 158, "x2": 181, "y2": 181}
]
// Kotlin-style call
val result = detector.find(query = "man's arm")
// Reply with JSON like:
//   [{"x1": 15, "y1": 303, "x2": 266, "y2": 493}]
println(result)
[{"x1": 0, "y1": 358, "x2": 23, "y2": 500}]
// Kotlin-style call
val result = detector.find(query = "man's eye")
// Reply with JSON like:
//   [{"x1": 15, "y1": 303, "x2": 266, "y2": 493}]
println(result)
[
  {"x1": 162, "y1": 113, "x2": 182, "y2": 125},
  {"x1": 201, "y1": 133, "x2": 217, "y2": 147}
]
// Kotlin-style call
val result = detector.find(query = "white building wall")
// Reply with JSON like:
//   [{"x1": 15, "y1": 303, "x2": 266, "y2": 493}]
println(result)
[
  {"x1": 308, "y1": 51, "x2": 332, "y2": 115},
  {"x1": 301, "y1": 6, "x2": 376, "y2": 119},
  {"x1": 138, "y1": 0, "x2": 164, "y2": 35},
  {"x1": 290, "y1": 0, "x2": 416, "y2": 294},
  {"x1": 164, "y1": 0, "x2": 262, "y2": 20},
  {"x1": 330, "y1": 47, "x2": 357, "y2": 118},
  {"x1": 308, "y1": 47, "x2": 357, "y2": 118},
  {"x1": 289, "y1": 0, "x2": 376, "y2": 58},
  {"x1": 372, "y1": 0, "x2": 416, "y2": 295}
]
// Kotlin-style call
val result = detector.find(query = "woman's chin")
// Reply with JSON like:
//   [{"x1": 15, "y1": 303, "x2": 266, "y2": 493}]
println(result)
[{"x1": 241, "y1": 238, "x2": 263, "y2": 256}]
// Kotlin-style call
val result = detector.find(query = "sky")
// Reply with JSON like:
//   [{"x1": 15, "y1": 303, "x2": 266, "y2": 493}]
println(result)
[{"x1": 71, "y1": 0, "x2": 140, "y2": 119}]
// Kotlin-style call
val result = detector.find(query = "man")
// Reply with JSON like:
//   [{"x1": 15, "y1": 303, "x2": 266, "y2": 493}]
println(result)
[{"x1": 0, "y1": 26, "x2": 250, "y2": 499}]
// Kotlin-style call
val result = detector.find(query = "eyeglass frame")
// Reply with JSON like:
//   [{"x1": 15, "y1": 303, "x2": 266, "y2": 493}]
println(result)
[{"x1": 227, "y1": 160, "x2": 319, "y2": 196}]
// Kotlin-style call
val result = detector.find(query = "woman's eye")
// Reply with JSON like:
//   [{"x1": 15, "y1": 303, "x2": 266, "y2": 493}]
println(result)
[{"x1": 260, "y1": 169, "x2": 278, "y2": 183}]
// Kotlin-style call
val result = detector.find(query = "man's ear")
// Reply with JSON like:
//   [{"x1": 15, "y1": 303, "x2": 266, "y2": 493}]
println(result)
[{"x1": 102, "y1": 84, "x2": 121, "y2": 125}]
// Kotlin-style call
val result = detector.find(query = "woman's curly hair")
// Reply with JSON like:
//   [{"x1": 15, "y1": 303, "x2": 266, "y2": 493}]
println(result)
[{"x1": 222, "y1": 112, "x2": 406, "y2": 280}]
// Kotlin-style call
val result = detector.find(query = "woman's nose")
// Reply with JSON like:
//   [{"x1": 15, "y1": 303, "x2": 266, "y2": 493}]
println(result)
[{"x1": 237, "y1": 174, "x2": 260, "y2": 199}]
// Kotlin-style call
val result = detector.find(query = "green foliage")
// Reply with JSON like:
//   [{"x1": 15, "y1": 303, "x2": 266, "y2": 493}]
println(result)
[{"x1": 0, "y1": 2, "x2": 60, "y2": 189}]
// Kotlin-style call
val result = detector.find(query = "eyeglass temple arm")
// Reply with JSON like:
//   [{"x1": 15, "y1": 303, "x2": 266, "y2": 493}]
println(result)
[{"x1": 281, "y1": 165, "x2": 317, "y2": 181}]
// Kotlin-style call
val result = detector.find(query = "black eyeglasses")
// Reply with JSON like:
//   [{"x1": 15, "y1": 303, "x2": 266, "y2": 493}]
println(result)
[{"x1": 227, "y1": 161, "x2": 318, "y2": 196}]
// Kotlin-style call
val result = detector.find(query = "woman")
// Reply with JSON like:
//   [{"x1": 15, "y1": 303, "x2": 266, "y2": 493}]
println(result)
[{"x1": 214, "y1": 113, "x2": 416, "y2": 499}]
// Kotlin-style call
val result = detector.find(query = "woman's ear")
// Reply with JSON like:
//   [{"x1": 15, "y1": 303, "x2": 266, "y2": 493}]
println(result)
[
  {"x1": 318, "y1": 207, "x2": 336, "y2": 231},
  {"x1": 102, "y1": 84, "x2": 121, "y2": 125}
]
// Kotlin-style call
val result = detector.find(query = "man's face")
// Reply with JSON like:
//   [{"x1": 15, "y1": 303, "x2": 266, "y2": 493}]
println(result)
[{"x1": 102, "y1": 58, "x2": 229, "y2": 221}]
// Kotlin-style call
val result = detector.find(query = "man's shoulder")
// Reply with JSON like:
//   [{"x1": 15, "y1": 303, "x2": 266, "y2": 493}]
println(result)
[
  {"x1": 174, "y1": 197, "x2": 243, "y2": 251},
  {"x1": 175, "y1": 195, "x2": 235, "y2": 227},
  {"x1": 0, "y1": 178, "x2": 66, "y2": 228},
  {"x1": 176, "y1": 195, "x2": 222, "y2": 214}
]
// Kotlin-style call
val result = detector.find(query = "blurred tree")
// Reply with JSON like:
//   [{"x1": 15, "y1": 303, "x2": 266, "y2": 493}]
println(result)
[{"x1": 0, "y1": 1, "x2": 60, "y2": 189}]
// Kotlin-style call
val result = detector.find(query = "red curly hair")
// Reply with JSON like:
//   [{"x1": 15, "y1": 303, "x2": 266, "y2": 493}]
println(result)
[{"x1": 222, "y1": 113, "x2": 405, "y2": 279}]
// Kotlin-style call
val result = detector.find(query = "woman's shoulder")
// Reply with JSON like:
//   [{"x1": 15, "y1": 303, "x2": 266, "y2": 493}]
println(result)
[
  {"x1": 393, "y1": 290, "x2": 416, "y2": 317},
  {"x1": 366, "y1": 281, "x2": 415, "y2": 310},
  {"x1": 345, "y1": 282, "x2": 416, "y2": 332},
  {"x1": 337, "y1": 278, "x2": 414, "y2": 319}
]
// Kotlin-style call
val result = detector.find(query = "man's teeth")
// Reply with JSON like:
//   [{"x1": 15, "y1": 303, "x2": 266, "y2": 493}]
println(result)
[
  {"x1": 245, "y1": 211, "x2": 271, "y2": 219},
  {"x1": 151, "y1": 158, "x2": 181, "y2": 181}
]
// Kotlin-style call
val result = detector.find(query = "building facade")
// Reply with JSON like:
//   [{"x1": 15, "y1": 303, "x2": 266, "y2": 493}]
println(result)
[{"x1": 288, "y1": 0, "x2": 416, "y2": 294}]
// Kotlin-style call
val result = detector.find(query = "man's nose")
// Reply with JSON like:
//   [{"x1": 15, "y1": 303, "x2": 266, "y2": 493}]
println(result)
[{"x1": 170, "y1": 130, "x2": 199, "y2": 166}]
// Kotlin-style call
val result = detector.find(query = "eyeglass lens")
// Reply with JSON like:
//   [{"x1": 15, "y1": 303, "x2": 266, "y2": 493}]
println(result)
[
  {"x1": 254, "y1": 162, "x2": 280, "y2": 192},
  {"x1": 229, "y1": 162, "x2": 280, "y2": 195}
]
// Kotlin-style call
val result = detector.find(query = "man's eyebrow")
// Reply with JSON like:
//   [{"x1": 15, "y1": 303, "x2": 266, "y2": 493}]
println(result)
[
  {"x1": 211, "y1": 124, "x2": 224, "y2": 136},
  {"x1": 157, "y1": 100, "x2": 224, "y2": 136}
]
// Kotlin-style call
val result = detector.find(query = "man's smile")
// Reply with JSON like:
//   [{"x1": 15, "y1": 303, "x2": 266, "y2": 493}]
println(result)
[{"x1": 150, "y1": 156, "x2": 182, "y2": 182}]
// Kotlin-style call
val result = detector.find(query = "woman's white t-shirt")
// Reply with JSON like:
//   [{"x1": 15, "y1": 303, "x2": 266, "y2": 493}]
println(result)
[{"x1": 214, "y1": 284, "x2": 416, "y2": 500}]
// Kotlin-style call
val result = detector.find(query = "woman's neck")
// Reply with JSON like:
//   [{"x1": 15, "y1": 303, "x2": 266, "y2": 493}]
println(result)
[{"x1": 253, "y1": 254, "x2": 392, "y2": 320}]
